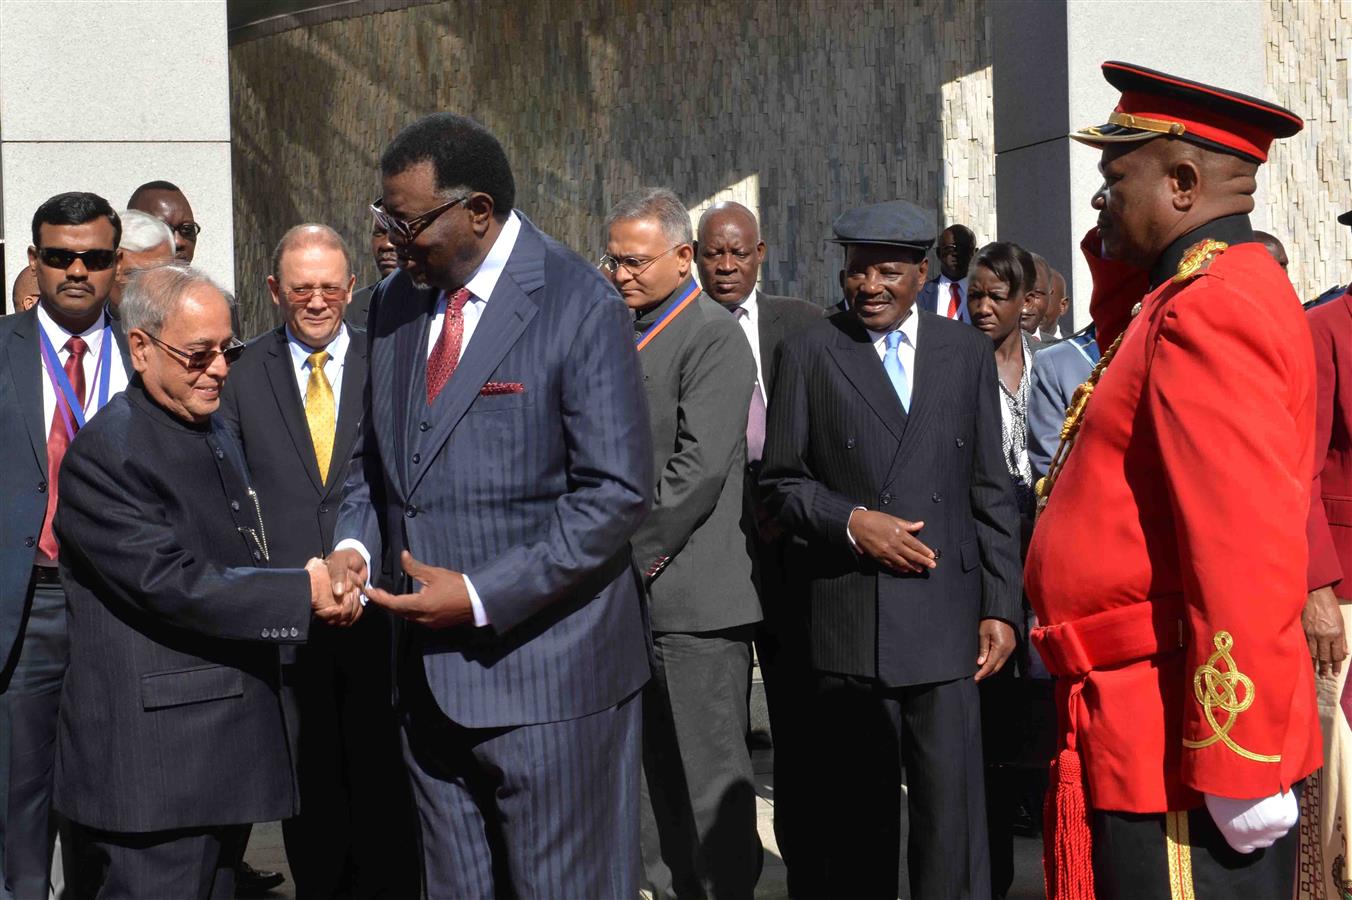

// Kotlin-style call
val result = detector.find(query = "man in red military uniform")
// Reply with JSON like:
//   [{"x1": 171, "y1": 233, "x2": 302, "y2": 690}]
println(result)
[{"x1": 1025, "y1": 61, "x2": 1321, "y2": 899}]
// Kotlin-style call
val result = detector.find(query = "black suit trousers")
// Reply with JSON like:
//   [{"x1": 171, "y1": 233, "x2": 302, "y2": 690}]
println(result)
[
  {"x1": 797, "y1": 673, "x2": 990, "y2": 900},
  {"x1": 67, "y1": 823, "x2": 247, "y2": 900}
]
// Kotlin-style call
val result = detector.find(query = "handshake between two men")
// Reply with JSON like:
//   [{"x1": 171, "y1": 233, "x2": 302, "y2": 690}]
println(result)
[{"x1": 306, "y1": 548, "x2": 480, "y2": 630}]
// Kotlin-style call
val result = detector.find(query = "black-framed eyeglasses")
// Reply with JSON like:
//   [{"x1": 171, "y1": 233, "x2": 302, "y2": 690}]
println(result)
[
  {"x1": 597, "y1": 243, "x2": 683, "y2": 277},
  {"x1": 38, "y1": 247, "x2": 117, "y2": 272},
  {"x1": 370, "y1": 194, "x2": 471, "y2": 245},
  {"x1": 144, "y1": 332, "x2": 245, "y2": 370},
  {"x1": 284, "y1": 285, "x2": 349, "y2": 302},
  {"x1": 170, "y1": 222, "x2": 202, "y2": 239}
]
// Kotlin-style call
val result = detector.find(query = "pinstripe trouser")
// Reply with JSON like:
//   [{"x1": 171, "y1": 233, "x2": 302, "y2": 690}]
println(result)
[{"x1": 400, "y1": 660, "x2": 642, "y2": 900}]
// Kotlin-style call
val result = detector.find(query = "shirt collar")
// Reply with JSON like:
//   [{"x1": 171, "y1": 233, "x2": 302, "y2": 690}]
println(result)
[
  {"x1": 866, "y1": 307, "x2": 919, "y2": 347},
  {"x1": 36, "y1": 303, "x2": 108, "y2": 350},
  {"x1": 285, "y1": 323, "x2": 348, "y2": 370},
  {"x1": 460, "y1": 210, "x2": 522, "y2": 304}
]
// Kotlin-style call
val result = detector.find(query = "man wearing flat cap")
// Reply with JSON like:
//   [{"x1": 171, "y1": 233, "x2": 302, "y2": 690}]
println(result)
[
  {"x1": 760, "y1": 199, "x2": 1021, "y2": 899},
  {"x1": 1026, "y1": 60, "x2": 1320, "y2": 899}
]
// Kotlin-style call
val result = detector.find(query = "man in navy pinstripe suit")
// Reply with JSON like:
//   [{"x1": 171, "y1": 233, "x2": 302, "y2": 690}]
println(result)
[{"x1": 327, "y1": 114, "x2": 654, "y2": 897}]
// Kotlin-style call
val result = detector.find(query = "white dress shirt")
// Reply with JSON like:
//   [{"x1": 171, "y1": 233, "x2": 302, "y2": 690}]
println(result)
[
  {"x1": 936, "y1": 273, "x2": 970, "y2": 323},
  {"x1": 729, "y1": 289, "x2": 766, "y2": 402},
  {"x1": 335, "y1": 211, "x2": 523, "y2": 627},
  {"x1": 285, "y1": 323, "x2": 349, "y2": 410},
  {"x1": 36, "y1": 304, "x2": 130, "y2": 564}
]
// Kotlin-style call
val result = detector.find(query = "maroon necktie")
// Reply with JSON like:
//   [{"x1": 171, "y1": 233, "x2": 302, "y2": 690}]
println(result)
[
  {"x1": 39, "y1": 336, "x2": 88, "y2": 559},
  {"x1": 426, "y1": 288, "x2": 471, "y2": 404},
  {"x1": 733, "y1": 307, "x2": 766, "y2": 462},
  {"x1": 947, "y1": 282, "x2": 962, "y2": 319}
]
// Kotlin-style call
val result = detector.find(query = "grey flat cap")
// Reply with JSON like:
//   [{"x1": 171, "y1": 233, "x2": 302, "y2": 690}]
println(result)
[{"x1": 828, "y1": 200, "x2": 938, "y2": 250}]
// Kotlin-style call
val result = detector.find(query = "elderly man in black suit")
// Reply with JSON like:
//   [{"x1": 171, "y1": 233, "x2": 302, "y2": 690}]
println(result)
[
  {"x1": 694, "y1": 200, "x2": 822, "y2": 890},
  {"x1": 761, "y1": 200, "x2": 1021, "y2": 900},
  {"x1": 52, "y1": 265, "x2": 361, "y2": 899},
  {"x1": 217, "y1": 225, "x2": 417, "y2": 899},
  {"x1": 604, "y1": 188, "x2": 762, "y2": 899}
]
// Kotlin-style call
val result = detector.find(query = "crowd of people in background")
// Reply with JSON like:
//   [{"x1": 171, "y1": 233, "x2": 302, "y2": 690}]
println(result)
[{"x1": 0, "y1": 56, "x2": 1350, "y2": 900}]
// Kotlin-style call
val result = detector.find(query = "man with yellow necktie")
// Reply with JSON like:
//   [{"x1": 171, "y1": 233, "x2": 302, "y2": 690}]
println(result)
[{"x1": 217, "y1": 224, "x2": 418, "y2": 898}]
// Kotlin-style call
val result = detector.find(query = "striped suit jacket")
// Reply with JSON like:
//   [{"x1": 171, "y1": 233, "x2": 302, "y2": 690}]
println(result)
[
  {"x1": 760, "y1": 309, "x2": 1021, "y2": 686},
  {"x1": 336, "y1": 215, "x2": 654, "y2": 728}
]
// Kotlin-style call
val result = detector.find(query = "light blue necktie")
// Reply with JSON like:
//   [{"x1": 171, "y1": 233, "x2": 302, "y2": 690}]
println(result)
[{"x1": 883, "y1": 330, "x2": 911, "y2": 412}]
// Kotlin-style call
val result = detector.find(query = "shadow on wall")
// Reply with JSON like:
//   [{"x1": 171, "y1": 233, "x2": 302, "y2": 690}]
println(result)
[{"x1": 229, "y1": 0, "x2": 991, "y2": 338}]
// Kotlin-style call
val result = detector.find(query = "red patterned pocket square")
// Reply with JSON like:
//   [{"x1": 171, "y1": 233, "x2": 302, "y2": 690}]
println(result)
[{"x1": 480, "y1": 382, "x2": 525, "y2": 395}]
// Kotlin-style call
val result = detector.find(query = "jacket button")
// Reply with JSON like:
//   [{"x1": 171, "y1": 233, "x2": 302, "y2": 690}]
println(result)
[
  {"x1": 405, "y1": 504, "x2": 417, "y2": 518},
  {"x1": 215, "y1": 448, "x2": 225, "y2": 460},
  {"x1": 955, "y1": 438, "x2": 965, "y2": 448},
  {"x1": 419, "y1": 421, "x2": 431, "y2": 432},
  {"x1": 846, "y1": 438, "x2": 856, "y2": 449},
  {"x1": 270, "y1": 628, "x2": 280, "y2": 639},
  {"x1": 319, "y1": 505, "x2": 329, "y2": 514},
  {"x1": 881, "y1": 492, "x2": 892, "y2": 505},
  {"x1": 230, "y1": 500, "x2": 240, "y2": 512},
  {"x1": 37, "y1": 481, "x2": 47, "y2": 493},
  {"x1": 252, "y1": 550, "x2": 261, "y2": 561},
  {"x1": 412, "y1": 453, "x2": 421, "y2": 464},
  {"x1": 261, "y1": 628, "x2": 269, "y2": 638},
  {"x1": 24, "y1": 537, "x2": 35, "y2": 548},
  {"x1": 932, "y1": 492, "x2": 943, "y2": 503},
  {"x1": 289, "y1": 627, "x2": 299, "y2": 637}
]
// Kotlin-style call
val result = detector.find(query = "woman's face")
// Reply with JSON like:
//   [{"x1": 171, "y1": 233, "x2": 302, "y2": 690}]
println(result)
[{"x1": 967, "y1": 263, "x2": 1023, "y2": 344}]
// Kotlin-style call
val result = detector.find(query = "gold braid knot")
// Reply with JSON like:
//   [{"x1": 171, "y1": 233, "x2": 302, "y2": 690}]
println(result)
[{"x1": 1182, "y1": 631, "x2": 1281, "y2": 763}]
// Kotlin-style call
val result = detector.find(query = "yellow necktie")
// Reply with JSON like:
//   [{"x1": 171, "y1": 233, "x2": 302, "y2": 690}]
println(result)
[{"x1": 305, "y1": 350, "x2": 335, "y2": 482}]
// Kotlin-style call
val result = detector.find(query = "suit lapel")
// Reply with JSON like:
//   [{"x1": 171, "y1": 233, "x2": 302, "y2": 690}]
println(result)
[
  {"x1": 326, "y1": 333, "x2": 368, "y2": 497},
  {"x1": 757, "y1": 298, "x2": 780, "y2": 396},
  {"x1": 263, "y1": 330, "x2": 324, "y2": 493},
  {"x1": 825, "y1": 316, "x2": 906, "y2": 441},
  {"x1": 884, "y1": 313, "x2": 952, "y2": 484},
  {"x1": 408, "y1": 217, "x2": 546, "y2": 497},
  {"x1": 7, "y1": 310, "x2": 47, "y2": 470}
]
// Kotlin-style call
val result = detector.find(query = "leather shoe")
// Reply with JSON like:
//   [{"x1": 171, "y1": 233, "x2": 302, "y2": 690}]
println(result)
[{"x1": 236, "y1": 861, "x2": 285, "y2": 896}]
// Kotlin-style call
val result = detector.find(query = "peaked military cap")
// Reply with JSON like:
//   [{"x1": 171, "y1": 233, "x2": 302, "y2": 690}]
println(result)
[
  {"x1": 1338, "y1": 209, "x2": 1352, "y2": 227},
  {"x1": 828, "y1": 200, "x2": 937, "y2": 250},
  {"x1": 1071, "y1": 60, "x2": 1303, "y2": 164}
]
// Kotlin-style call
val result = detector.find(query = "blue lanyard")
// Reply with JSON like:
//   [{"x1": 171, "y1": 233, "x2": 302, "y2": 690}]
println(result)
[{"x1": 38, "y1": 322, "x2": 113, "y2": 439}]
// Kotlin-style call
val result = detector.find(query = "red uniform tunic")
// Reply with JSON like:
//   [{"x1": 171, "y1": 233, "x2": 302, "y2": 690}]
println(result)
[{"x1": 1026, "y1": 232, "x2": 1322, "y2": 815}]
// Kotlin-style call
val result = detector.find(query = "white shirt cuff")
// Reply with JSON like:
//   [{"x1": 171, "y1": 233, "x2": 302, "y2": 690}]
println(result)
[
  {"x1": 332, "y1": 538, "x2": 372, "y2": 606},
  {"x1": 464, "y1": 576, "x2": 490, "y2": 627},
  {"x1": 846, "y1": 506, "x2": 867, "y2": 551}
]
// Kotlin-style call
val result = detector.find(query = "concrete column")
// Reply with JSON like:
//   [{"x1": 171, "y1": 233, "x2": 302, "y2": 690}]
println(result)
[
  {"x1": 0, "y1": 0, "x2": 235, "y2": 312},
  {"x1": 992, "y1": 0, "x2": 1266, "y2": 329}
]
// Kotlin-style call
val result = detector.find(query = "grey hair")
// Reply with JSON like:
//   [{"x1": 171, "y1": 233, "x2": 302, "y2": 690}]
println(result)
[
  {"x1": 119, "y1": 264, "x2": 235, "y2": 335},
  {"x1": 117, "y1": 209, "x2": 175, "y2": 254},
  {"x1": 604, "y1": 187, "x2": 692, "y2": 245}
]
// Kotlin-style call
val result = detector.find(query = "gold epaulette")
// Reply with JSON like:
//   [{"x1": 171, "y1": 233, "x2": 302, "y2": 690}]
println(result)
[{"x1": 1172, "y1": 239, "x2": 1229, "y2": 284}]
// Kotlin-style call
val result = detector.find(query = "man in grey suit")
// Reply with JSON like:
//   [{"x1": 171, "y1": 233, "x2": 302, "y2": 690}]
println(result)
[
  {"x1": 761, "y1": 201, "x2": 1021, "y2": 899},
  {"x1": 694, "y1": 200, "x2": 823, "y2": 891},
  {"x1": 54, "y1": 265, "x2": 360, "y2": 899},
  {"x1": 0, "y1": 192, "x2": 131, "y2": 900},
  {"x1": 327, "y1": 114, "x2": 653, "y2": 897},
  {"x1": 603, "y1": 189, "x2": 761, "y2": 898}
]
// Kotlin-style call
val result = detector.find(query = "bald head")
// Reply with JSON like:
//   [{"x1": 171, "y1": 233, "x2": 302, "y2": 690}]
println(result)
[
  {"x1": 11, "y1": 266, "x2": 39, "y2": 313},
  {"x1": 696, "y1": 202, "x2": 766, "y2": 306},
  {"x1": 1253, "y1": 230, "x2": 1288, "y2": 270},
  {"x1": 270, "y1": 224, "x2": 354, "y2": 280}
]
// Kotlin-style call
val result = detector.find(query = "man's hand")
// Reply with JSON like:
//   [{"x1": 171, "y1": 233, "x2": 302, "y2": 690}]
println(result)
[
  {"x1": 364, "y1": 550, "x2": 475, "y2": 629},
  {"x1": 325, "y1": 548, "x2": 368, "y2": 602},
  {"x1": 974, "y1": 618, "x2": 1016, "y2": 682},
  {"x1": 307, "y1": 557, "x2": 362, "y2": 627},
  {"x1": 1303, "y1": 586, "x2": 1346, "y2": 678},
  {"x1": 1205, "y1": 790, "x2": 1298, "y2": 854},
  {"x1": 847, "y1": 509, "x2": 936, "y2": 573}
]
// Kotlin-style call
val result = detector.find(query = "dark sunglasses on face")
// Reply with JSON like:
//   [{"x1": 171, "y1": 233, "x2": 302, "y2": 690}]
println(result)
[
  {"x1": 145, "y1": 331, "x2": 245, "y2": 370},
  {"x1": 370, "y1": 194, "x2": 470, "y2": 245},
  {"x1": 38, "y1": 247, "x2": 117, "y2": 272}
]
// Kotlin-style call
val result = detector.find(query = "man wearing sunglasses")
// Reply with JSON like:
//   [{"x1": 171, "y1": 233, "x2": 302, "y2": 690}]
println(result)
[
  {"x1": 52, "y1": 264, "x2": 360, "y2": 899},
  {"x1": 127, "y1": 180, "x2": 201, "y2": 264},
  {"x1": 0, "y1": 191, "x2": 131, "y2": 899},
  {"x1": 327, "y1": 113, "x2": 652, "y2": 897},
  {"x1": 217, "y1": 224, "x2": 417, "y2": 898}
]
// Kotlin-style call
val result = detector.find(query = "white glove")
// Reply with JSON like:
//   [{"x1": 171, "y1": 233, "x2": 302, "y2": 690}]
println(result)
[{"x1": 1204, "y1": 790, "x2": 1298, "y2": 854}]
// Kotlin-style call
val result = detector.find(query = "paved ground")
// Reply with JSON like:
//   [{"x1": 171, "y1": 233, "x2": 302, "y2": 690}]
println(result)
[{"x1": 244, "y1": 746, "x2": 1045, "y2": 899}]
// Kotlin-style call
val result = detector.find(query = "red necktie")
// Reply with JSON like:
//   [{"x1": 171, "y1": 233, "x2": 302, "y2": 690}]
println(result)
[
  {"x1": 947, "y1": 282, "x2": 962, "y2": 319},
  {"x1": 39, "y1": 336, "x2": 88, "y2": 559},
  {"x1": 426, "y1": 288, "x2": 472, "y2": 404}
]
